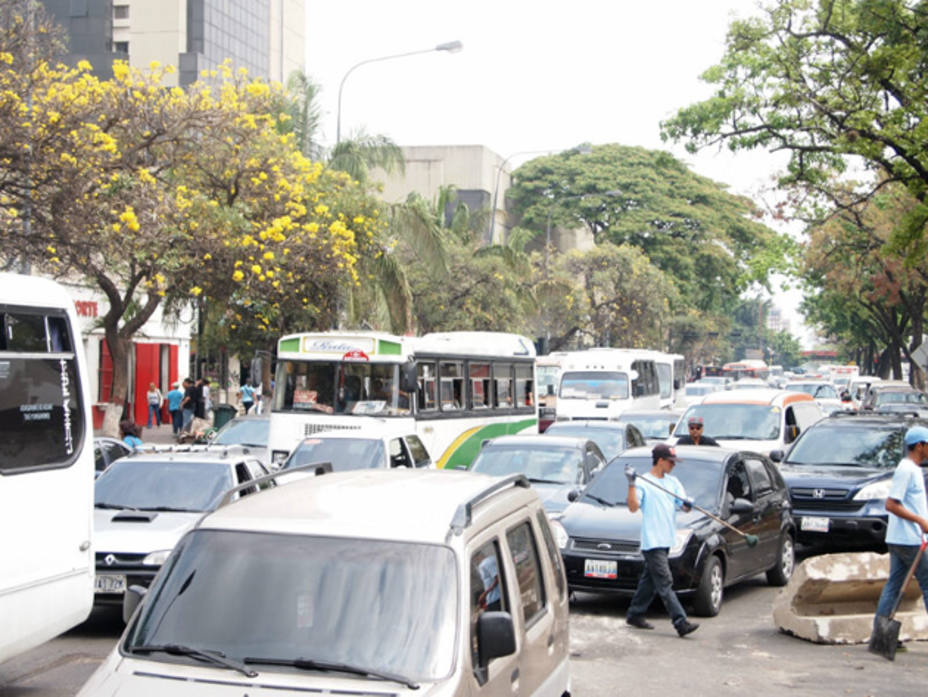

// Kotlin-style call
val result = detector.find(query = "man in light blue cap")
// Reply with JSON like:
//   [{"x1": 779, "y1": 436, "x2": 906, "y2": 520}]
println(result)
[{"x1": 871, "y1": 425, "x2": 928, "y2": 646}]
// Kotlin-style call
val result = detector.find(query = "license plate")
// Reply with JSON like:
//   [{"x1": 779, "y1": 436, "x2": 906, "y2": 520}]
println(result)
[
  {"x1": 95, "y1": 573, "x2": 127, "y2": 594},
  {"x1": 584, "y1": 559, "x2": 617, "y2": 579},
  {"x1": 801, "y1": 516, "x2": 830, "y2": 533}
]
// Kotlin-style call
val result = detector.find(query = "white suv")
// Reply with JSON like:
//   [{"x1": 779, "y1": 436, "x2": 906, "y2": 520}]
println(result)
[{"x1": 78, "y1": 469, "x2": 570, "y2": 697}]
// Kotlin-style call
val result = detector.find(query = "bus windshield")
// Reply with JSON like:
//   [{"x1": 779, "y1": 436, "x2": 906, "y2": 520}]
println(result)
[
  {"x1": 274, "y1": 360, "x2": 410, "y2": 416},
  {"x1": 559, "y1": 371, "x2": 629, "y2": 400}
]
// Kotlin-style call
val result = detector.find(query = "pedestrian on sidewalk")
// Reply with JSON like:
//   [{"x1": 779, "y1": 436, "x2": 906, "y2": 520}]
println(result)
[
  {"x1": 181, "y1": 377, "x2": 196, "y2": 432},
  {"x1": 166, "y1": 381, "x2": 185, "y2": 435},
  {"x1": 871, "y1": 425, "x2": 928, "y2": 646},
  {"x1": 239, "y1": 382, "x2": 256, "y2": 414},
  {"x1": 624, "y1": 444, "x2": 699, "y2": 638},
  {"x1": 146, "y1": 382, "x2": 164, "y2": 428}
]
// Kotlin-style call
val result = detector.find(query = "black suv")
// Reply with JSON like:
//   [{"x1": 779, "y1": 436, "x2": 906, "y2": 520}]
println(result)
[{"x1": 772, "y1": 412, "x2": 928, "y2": 548}]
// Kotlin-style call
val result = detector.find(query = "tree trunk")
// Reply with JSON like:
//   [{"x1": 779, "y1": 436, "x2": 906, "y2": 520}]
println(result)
[{"x1": 102, "y1": 328, "x2": 132, "y2": 437}]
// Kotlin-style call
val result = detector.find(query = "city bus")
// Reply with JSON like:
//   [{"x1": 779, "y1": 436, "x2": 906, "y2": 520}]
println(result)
[
  {"x1": 267, "y1": 331, "x2": 537, "y2": 469},
  {"x1": 535, "y1": 350, "x2": 574, "y2": 432},
  {"x1": 1, "y1": 273, "x2": 94, "y2": 663},
  {"x1": 554, "y1": 348, "x2": 661, "y2": 421},
  {"x1": 722, "y1": 359, "x2": 770, "y2": 382},
  {"x1": 638, "y1": 350, "x2": 686, "y2": 409}
]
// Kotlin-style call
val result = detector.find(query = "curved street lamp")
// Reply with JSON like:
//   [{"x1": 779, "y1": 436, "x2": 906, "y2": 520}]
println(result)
[{"x1": 335, "y1": 40, "x2": 463, "y2": 145}]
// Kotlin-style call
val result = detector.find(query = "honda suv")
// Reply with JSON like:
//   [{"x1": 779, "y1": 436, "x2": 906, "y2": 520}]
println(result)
[
  {"x1": 79, "y1": 470, "x2": 570, "y2": 696},
  {"x1": 772, "y1": 412, "x2": 928, "y2": 548}
]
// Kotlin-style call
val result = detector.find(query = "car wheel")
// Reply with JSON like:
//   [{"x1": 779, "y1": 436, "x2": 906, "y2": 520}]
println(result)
[
  {"x1": 766, "y1": 532, "x2": 795, "y2": 587},
  {"x1": 692, "y1": 555, "x2": 723, "y2": 617}
]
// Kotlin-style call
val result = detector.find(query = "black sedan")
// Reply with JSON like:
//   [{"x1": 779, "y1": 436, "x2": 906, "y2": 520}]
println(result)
[{"x1": 548, "y1": 445, "x2": 795, "y2": 616}]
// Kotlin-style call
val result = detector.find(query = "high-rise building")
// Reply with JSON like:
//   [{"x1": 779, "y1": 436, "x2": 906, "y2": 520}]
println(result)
[{"x1": 38, "y1": 0, "x2": 305, "y2": 85}]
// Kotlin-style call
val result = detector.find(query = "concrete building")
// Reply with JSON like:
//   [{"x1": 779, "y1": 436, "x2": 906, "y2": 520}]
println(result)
[
  {"x1": 374, "y1": 144, "x2": 593, "y2": 253},
  {"x1": 39, "y1": 0, "x2": 305, "y2": 85}
]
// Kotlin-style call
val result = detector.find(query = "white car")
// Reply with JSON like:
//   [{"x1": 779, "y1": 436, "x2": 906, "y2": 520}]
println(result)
[
  {"x1": 92, "y1": 448, "x2": 270, "y2": 607},
  {"x1": 78, "y1": 470, "x2": 570, "y2": 697},
  {"x1": 278, "y1": 423, "x2": 432, "y2": 472},
  {"x1": 784, "y1": 380, "x2": 846, "y2": 414}
]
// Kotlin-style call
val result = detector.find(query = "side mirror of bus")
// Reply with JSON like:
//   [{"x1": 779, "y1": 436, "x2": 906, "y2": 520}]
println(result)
[
  {"x1": 547, "y1": 384, "x2": 554, "y2": 396},
  {"x1": 400, "y1": 361, "x2": 417, "y2": 393}
]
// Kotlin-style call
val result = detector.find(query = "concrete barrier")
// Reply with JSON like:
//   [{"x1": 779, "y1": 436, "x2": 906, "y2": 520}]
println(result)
[{"x1": 772, "y1": 551, "x2": 928, "y2": 644}]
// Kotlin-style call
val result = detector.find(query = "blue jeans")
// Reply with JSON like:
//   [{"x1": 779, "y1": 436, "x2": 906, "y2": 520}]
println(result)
[
  {"x1": 874, "y1": 544, "x2": 928, "y2": 625},
  {"x1": 147, "y1": 403, "x2": 162, "y2": 427},
  {"x1": 170, "y1": 409, "x2": 183, "y2": 435},
  {"x1": 182, "y1": 408, "x2": 194, "y2": 430},
  {"x1": 627, "y1": 547, "x2": 688, "y2": 626}
]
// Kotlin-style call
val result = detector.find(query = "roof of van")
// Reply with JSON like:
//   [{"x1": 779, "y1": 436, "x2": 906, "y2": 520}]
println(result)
[
  {"x1": 0, "y1": 272, "x2": 74, "y2": 308},
  {"x1": 699, "y1": 388, "x2": 815, "y2": 407},
  {"x1": 200, "y1": 469, "x2": 539, "y2": 544}
]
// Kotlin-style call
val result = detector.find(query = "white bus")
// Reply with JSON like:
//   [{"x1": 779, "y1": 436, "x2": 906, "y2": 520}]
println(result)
[
  {"x1": 535, "y1": 350, "x2": 575, "y2": 432},
  {"x1": 267, "y1": 331, "x2": 537, "y2": 469},
  {"x1": 1, "y1": 273, "x2": 94, "y2": 663},
  {"x1": 554, "y1": 348, "x2": 662, "y2": 421},
  {"x1": 637, "y1": 349, "x2": 686, "y2": 409}
]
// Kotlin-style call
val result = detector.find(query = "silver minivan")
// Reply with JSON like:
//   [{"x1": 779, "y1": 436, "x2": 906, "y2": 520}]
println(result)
[{"x1": 77, "y1": 469, "x2": 570, "y2": 697}]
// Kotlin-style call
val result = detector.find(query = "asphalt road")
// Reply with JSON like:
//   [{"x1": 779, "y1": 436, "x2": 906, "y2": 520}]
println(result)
[{"x1": 3, "y1": 575, "x2": 927, "y2": 697}]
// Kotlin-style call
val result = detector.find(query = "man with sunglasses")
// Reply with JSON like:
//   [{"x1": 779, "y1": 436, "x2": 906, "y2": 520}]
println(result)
[{"x1": 675, "y1": 416, "x2": 719, "y2": 446}]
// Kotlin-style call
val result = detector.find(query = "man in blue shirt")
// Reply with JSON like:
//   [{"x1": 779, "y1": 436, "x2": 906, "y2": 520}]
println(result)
[
  {"x1": 166, "y1": 381, "x2": 185, "y2": 436},
  {"x1": 872, "y1": 425, "x2": 928, "y2": 643},
  {"x1": 239, "y1": 382, "x2": 256, "y2": 414},
  {"x1": 625, "y1": 443, "x2": 699, "y2": 637}
]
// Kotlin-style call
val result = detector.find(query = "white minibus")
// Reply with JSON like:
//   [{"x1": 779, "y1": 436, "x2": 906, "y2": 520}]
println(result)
[{"x1": 554, "y1": 348, "x2": 661, "y2": 421}]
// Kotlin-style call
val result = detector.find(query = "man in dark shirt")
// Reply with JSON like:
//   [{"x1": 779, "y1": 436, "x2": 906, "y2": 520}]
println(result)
[
  {"x1": 675, "y1": 416, "x2": 719, "y2": 446},
  {"x1": 193, "y1": 377, "x2": 207, "y2": 419}
]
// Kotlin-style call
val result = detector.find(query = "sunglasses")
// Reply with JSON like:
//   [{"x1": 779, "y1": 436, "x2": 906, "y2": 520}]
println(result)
[{"x1": 688, "y1": 424, "x2": 703, "y2": 430}]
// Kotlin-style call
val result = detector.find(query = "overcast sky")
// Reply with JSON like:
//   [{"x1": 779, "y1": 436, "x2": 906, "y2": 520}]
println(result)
[{"x1": 304, "y1": 1, "x2": 815, "y2": 347}]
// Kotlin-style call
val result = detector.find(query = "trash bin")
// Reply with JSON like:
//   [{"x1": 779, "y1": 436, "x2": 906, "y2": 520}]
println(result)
[{"x1": 213, "y1": 403, "x2": 238, "y2": 429}]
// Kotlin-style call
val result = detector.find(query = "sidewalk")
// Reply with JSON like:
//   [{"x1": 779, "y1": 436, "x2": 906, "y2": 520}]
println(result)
[{"x1": 93, "y1": 422, "x2": 180, "y2": 446}]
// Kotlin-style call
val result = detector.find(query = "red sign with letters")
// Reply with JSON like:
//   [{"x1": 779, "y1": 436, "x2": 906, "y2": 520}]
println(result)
[{"x1": 342, "y1": 350, "x2": 370, "y2": 362}]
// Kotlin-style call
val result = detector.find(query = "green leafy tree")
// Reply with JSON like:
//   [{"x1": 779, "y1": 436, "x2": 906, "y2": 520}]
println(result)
[
  {"x1": 506, "y1": 144, "x2": 792, "y2": 316},
  {"x1": 662, "y1": 0, "x2": 928, "y2": 259}
]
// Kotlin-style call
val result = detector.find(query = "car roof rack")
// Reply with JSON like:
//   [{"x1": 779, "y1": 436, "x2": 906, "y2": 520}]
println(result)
[
  {"x1": 211, "y1": 461, "x2": 332, "y2": 510},
  {"x1": 449, "y1": 474, "x2": 530, "y2": 537}
]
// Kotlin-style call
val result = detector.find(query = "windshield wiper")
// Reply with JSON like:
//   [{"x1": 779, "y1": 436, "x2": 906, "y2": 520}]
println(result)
[
  {"x1": 527, "y1": 477, "x2": 565, "y2": 485},
  {"x1": 136, "y1": 506, "x2": 201, "y2": 512},
  {"x1": 95, "y1": 502, "x2": 139, "y2": 511},
  {"x1": 243, "y1": 656, "x2": 418, "y2": 689},
  {"x1": 130, "y1": 644, "x2": 257, "y2": 678},
  {"x1": 584, "y1": 493, "x2": 616, "y2": 507}
]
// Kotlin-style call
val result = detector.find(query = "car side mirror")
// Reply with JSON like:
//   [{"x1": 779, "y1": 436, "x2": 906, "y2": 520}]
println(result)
[
  {"x1": 567, "y1": 488, "x2": 581, "y2": 502},
  {"x1": 769, "y1": 449, "x2": 785, "y2": 463},
  {"x1": 123, "y1": 584, "x2": 148, "y2": 624},
  {"x1": 730, "y1": 497, "x2": 755, "y2": 515},
  {"x1": 784, "y1": 425, "x2": 799, "y2": 444},
  {"x1": 400, "y1": 360, "x2": 418, "y2": 393},
  {"x1": 477, "y1": 611, "x2": 516, "y2": 665}
]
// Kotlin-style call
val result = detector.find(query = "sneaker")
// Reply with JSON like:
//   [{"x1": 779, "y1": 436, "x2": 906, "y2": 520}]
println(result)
[
  {"x1": 625, "y1": 615, "x2": 654, "y2": 630},
  {"x1": 675, "y1": 620, "x2": 699, "y2": 637}
]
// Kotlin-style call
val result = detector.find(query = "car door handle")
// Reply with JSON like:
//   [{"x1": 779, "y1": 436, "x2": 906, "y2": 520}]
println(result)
[
  {"x1": 547, "y1": 634, "x2": 555, "y2": 647},
  {"x1": 511, "y1": 668, "x2": 519, "y2": 683}
]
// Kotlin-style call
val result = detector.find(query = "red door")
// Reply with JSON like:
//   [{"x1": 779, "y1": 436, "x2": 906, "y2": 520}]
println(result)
[{"x1": 134, "y1": 343, "x2": 161, "y2": 425}]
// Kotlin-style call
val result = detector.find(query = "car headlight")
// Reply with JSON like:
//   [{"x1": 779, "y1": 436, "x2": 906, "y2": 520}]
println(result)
[
  {"x1": 669, "y1": 528, "x2": 693, "y2": 557},
  {"x1": 549, "y1": 519, "x2": 570, "y2": 549},
  {"x1": 853, "y1": 479, "x2": 893, "y2": 501},
  {"x1": 142, "y1": 549, "x2": 172, "y2": 566}
]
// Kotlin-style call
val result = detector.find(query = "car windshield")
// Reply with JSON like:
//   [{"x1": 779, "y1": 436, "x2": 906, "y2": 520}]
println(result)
[
  {"x1": 875, "y1": 391, "x2": 927, "y2": 405},
  {"x1": 471, "y1": 444, "x2": 583, "y2": 484},
  {"x1": 685, "y1": 385, "x2": 714, "y2": 396},
  {"x1": 617, "y1": 414, "x2": 676, "y2": 439},
  {"x1": 543, "y1": 425, "x2": 624, "y2": 458},
  {"x1": 786, "y1": 383, "x2": 838, "y2": 399},
  {"x1": 786, "y1": 424, "x2": 904, "y2": 468},
  {"x1": 559, "y1": 371, "x2": 629, "y2": 400},
  {"x1": 283, "y1": 438, "x2": 385, "y2": 471},
  {"x1": 95, "y1": 459, "x2": 232, "y2": 511},
  {"x1": 673, "y1": 404, "x2": 781, "y2": 440},
  {"x1": 212, "y1": 418, "x2": 268, "y2": 447},
  {"x1": 584, "y1": 456, "x2": 722, "y2": 511},
  {"x1": 124, "y1": 530, "x2": 457, "y2": 682}
]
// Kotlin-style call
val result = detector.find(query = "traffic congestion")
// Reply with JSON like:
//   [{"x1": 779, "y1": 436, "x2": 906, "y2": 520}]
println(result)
[{"x1": 4, "y1": 309, "x2": 928, "y2": 695}]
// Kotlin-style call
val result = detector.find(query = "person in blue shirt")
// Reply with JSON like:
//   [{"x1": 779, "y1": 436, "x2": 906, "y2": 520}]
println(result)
[
  {"x1": 625, "y1": 443, "x2": 699, "y2": 637},
  {"x1": 872, "y1": 425, "x2": 928, "y2": 644},
  {"x1": 119, "y1": 419, "x2": 143, "y2": 449},
  {"x1": 166, "y1": 381, "x2": 185, "y2": 436},
  {"x1": 239, "y1": 382, "x2": 256, "y2": 414}
]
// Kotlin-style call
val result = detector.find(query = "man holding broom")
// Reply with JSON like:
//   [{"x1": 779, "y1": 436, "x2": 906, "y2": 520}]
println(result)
[
  {"x1": 624, "y1": 443, "x2": 700, "y2": 637},
  {"x1": 871, "y1": 425, "x2": 928, "y2": 647}
]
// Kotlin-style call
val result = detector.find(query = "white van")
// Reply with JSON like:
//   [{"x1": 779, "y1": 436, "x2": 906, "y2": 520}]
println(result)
[
  {"x1": 555, "y1": 348, "x2": 661, "y2": 422},
  {"x1": 78, "y1": 470, "x2": 570, "y2": 697}
]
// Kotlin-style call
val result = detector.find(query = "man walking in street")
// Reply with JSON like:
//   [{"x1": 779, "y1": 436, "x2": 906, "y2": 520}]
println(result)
[
  {"x1": 675, "y1": 416, "x2": 719, "y2": 446},
  {"x1": 871, "y1": 425, "x2": 928, "y2": 646},
  {"x1": 625, "y1": 443, "x2": 700, "y2": 637}
]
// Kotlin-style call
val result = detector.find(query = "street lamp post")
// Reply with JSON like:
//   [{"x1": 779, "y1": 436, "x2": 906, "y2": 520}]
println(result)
[
  {"x1": 542, "y1": 189, "x2": 622, "y2": 350},
  {"x1": 335, "y1": 40, "x2": 463, "y2": 145}
]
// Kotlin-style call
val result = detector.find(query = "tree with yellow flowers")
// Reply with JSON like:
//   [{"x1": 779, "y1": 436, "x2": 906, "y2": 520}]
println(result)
[{"x1": 0, "y1": 2, "x2": 378, "y2": 435}]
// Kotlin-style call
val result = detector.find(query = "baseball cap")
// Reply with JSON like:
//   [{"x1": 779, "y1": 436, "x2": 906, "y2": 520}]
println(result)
[
  {"x1": 172, "y1": 380, "x2": 181, "y2": 387},
  {"x1": 688, "y1": 416, "x2": 704, "y2": 426},
  {"x1": 903, "y1": 425, "x2": 928, "y2": 447},
  {"x1": 652, "y1": 443, "x2": 681, "y2": 462}
]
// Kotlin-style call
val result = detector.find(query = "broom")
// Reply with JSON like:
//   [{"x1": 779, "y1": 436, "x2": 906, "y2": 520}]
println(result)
[{"x1": 868, "y1": 537, "x2": 927, "y2": 661}]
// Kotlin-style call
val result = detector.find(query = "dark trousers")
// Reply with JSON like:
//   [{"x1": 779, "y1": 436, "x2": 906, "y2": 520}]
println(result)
[
  {"x1": 242, "y1": 400, "x2": 253, "y2": 414},
  {"x1": 627, "y1": 547, "x2": 688, "y2": 626},
  {"x1": 170, "y1": 409, "x2": 183, "y2": 435},
  {"x1": 874, "y1": 543, "x2": 928, "y2": 626}
]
